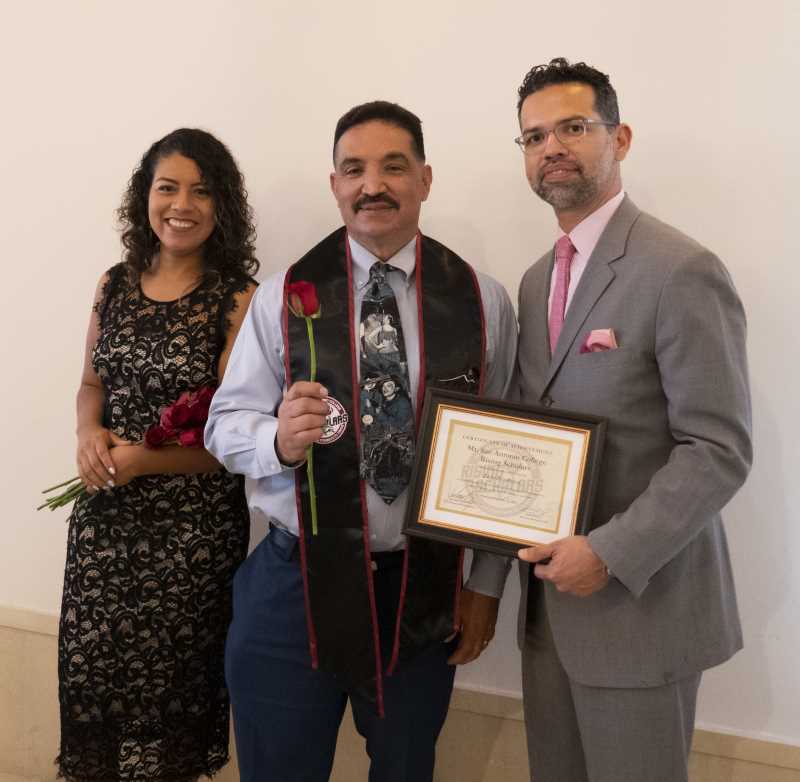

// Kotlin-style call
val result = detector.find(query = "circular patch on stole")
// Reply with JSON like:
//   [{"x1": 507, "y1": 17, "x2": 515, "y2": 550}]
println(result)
[{"x1": 317, "y1": 396, "x2": 350, "y2": 445}]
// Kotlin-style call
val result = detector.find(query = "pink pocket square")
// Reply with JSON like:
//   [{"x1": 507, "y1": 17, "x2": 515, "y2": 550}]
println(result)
[{"x1": 580, "y1": 328, "x2": 618, "y2": 354}]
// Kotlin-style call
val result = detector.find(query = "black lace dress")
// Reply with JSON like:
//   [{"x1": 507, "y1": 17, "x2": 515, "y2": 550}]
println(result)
[{"x1": 57, "y1": 264, "x2": 251, "y2": 781}]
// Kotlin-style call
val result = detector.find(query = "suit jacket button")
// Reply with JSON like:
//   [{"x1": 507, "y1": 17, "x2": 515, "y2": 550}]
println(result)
[{"x1": 541, "y1": 396, "x2": 553, "y2": 407}]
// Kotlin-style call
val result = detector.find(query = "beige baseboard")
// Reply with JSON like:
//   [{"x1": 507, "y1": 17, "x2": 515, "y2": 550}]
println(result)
[
  {"x1": 0, "y1": 606, "x2": 58, "y2": 638},
  {"x1": 449, "y1": 687, "x2": 800, "y2": 770},
  {"x1": 691, "y1": 728, "x2": 800, "y2": 773},
  {"x1": 2, "y1": 605, "x2": 798, "y2": 781},
  {"x1": 448, "y1": 688, "x2": 800, "y2": 771}
]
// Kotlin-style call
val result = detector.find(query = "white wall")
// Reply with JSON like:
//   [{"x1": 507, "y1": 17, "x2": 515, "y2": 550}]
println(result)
[{"x1": 1, "y1": 0, "x2": 797, "y2": 747}]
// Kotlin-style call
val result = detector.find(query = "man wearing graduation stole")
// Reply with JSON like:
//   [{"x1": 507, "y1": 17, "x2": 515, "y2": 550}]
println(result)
[{"x1": 206, "y1": 101, "x2": 517, "y2": 781}]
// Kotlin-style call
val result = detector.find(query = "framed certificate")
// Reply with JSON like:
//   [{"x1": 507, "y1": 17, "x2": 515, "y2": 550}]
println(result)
[{"x1": 403, "y1": 389, "x2": 606, "y2": 557}]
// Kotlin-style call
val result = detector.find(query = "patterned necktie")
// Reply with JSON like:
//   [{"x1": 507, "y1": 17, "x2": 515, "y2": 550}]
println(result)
[
  {"x1": 358, "y1": 262, "x2": 415, "y2": 504},
  {"x1": 548, "y1": 235, "x2": 577, "y2": 355}
]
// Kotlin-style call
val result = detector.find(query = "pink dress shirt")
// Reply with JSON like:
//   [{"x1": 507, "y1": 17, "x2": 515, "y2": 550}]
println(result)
[{"x1": 548, "y1": 190, "x2": 626, "y2": 316}]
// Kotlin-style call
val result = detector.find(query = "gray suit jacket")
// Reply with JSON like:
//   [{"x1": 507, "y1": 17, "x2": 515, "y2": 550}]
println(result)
[{"x1": 516, "y1": 196, "x2": 752, "y2": 688}]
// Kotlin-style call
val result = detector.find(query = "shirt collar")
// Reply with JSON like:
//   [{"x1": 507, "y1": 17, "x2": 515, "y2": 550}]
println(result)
[
  {"x1": 348, "y1": 234, "x2": 417, "y2": 287},
  {"x1": 560, "y1": 190, "x2": 626, "y2": 259}
]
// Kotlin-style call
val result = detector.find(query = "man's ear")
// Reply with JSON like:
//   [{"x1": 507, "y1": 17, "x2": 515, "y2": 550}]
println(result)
[
  {"x1": 614, "y1": 124, "x2": 633, "y2": 162},
  {"x1": 421, "y1": 164, "x2": 433, "y2": 201}
]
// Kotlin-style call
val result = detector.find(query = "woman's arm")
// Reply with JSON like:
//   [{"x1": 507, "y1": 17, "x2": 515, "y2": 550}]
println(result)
[{"x1": 76, "y1": 273, "x2": 132, "y2": 491}]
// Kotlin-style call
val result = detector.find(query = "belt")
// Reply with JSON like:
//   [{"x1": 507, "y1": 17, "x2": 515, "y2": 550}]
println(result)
[{"x1": 267, "y1": 523, "x2": 405, "y2": 571}]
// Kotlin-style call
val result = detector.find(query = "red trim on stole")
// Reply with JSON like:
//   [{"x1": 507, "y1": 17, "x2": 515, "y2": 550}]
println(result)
[
  {"x1": 282, "y1": 271, "x2": 320, "y2": 670},
  {"x1": 388, "y1": 234, "x2": 424, "y2": 674},
  {"x1": 452, "y1": 261, "x2": 489, "y2": 627},
  {"x1": 413, "y1": 233, "x2": 428, "y2": 425},
  {"x1": 466, "y1": 262, "x2": 488, "y2": 395},
  {"x1": 345, "y1": 236, "x2": 385, "y2": 717}
]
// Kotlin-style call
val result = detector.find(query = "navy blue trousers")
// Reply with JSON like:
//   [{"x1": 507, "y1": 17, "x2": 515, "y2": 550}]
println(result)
[{"x1": 225, "y1": 528, "x2": 456, "y2": 782}]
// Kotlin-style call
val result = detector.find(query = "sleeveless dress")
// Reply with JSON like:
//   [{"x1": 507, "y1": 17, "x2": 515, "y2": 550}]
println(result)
[{"x1": 57, "y1": 264, "x2": 252, "y2": 781}]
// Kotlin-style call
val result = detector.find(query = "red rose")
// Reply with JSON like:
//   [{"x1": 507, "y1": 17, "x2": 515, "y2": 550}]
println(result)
[
  {"x1": 187, "y1": 385, "x2": 216, "y2": 424},
  {"x1": 283, "y1": 284, "x2": 321, "y2": 535},
  {"x1": 144, "y1": 424, "x2": 170, "y2": 448},
  {"x1": 158, "y1": 385, "x2": 216, "y2": 438},
  {"x1": 171, "y1": 401, "x2": 193, "y2": 428},
  {"x1": 287, "y1": 281, "x2": 321, "y2": 318},
  {"x1": 195, "y1": 385, "x2": 216, "y2": 407},
  {"x1": 159, "y1": 406, "x2": 177, "y2": 432},
  {"x1": 178, "y1": 426, "x2": 205, "y2": 448}
]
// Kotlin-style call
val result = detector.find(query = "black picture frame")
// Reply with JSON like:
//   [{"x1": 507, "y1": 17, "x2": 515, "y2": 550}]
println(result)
[{"x1": 403, "y1": 388, "x2": 607, "y2": 557}]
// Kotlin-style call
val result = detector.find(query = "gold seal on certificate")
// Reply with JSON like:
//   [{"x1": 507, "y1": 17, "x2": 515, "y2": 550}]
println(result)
[{"x1": 404, "y1": 389, "x2": 606, "y2": 556}]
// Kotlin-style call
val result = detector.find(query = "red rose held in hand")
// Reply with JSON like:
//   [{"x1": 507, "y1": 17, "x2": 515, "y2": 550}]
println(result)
[
  {"x1": 285, "y1": 281, "x2": 322, "y2": 534},
  {"x1": 287, "y1": 281, "x2": 321, "y2": 318}
]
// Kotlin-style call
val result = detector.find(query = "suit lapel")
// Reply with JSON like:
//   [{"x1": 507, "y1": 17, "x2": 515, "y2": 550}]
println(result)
[{"x1": 543, "y1": 197, "x2": 642, "y2": 390}]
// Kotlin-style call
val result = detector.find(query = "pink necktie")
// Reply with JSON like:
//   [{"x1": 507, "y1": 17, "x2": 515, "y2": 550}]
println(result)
[{"x1": 548, "y1": 235, "x2": 577, "y2": 355}]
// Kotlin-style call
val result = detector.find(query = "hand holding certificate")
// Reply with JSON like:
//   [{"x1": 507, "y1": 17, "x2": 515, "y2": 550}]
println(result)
[{"x1": 403, "y1": 389, "x2": 606, "y2": 557}]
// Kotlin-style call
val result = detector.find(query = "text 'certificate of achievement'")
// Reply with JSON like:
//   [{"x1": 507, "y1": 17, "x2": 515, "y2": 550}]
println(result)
[{"x1": 404, "y1": 389, "x2": 606, "y2": 557}]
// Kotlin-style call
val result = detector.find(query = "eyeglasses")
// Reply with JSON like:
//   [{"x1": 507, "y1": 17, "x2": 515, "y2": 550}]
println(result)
[{"x1": 514, "y1": 118, "x2": 618, "y2": 155}]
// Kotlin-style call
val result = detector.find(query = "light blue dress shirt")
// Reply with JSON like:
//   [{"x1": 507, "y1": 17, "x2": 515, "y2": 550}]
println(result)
[{"x1": 205, "y1": 235, "x2": 517, "y2": 590}]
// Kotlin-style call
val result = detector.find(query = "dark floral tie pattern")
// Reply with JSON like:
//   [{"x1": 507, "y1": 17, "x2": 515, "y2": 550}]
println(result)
[{"x1": 358, "y1": 263, "x2": 415, "y2": 504}]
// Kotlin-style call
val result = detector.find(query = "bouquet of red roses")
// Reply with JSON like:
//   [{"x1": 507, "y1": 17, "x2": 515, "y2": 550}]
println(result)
[
  {"x1": 38, "y1": 385, "x2": 216, "y2": 511},
  {"x1": 143, "y1": 385, "x2": 216, "y2": 449}
]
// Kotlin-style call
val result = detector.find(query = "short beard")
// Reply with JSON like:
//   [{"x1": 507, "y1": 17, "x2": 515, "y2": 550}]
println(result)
[{"x1": 534, "y1": 175, "x2": 598, "y2": 211}]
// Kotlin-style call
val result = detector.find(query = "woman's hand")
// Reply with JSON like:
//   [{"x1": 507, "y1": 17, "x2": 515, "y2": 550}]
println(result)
[
  {"x1": 108, "y1": 443, "x2": 145, "y2": 487},
  {"x1": 76, "y1": 426, "x2": 131, "y2": 491}
]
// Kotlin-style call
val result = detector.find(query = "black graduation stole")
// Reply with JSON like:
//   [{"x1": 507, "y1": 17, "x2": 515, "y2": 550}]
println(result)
[{"x1": 284, "y1": 227, "x2": 485, "y2": 712}]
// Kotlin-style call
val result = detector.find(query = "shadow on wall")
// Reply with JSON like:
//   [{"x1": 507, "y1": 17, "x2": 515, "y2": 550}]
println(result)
[{"x1": 697, "y1": 382, "x2": 788, "y2": 739}]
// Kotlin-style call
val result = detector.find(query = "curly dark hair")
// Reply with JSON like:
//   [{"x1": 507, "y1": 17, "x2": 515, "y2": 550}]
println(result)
[
  {"x1": 517, "y1": 58, "x2": 620, "y2": 125},
  {"x1": 333, "y1": 101, "x2": 425, "y2": 162},
  {"x1": 117, "y1": 128, "x2": 259, "y2": 278}
]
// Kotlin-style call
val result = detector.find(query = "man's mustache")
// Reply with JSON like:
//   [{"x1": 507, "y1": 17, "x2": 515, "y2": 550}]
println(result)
[
  {"x1": 355, "y1": 194, "x2": 400, "y2": 211},
  {"x1": 538, "y1": 160, "x2": 583, "y2": 184}
]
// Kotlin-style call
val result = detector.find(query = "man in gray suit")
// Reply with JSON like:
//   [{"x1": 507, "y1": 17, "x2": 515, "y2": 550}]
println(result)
[{"x1": 513, "y1": 58, "x2": 752, "y2": 782}]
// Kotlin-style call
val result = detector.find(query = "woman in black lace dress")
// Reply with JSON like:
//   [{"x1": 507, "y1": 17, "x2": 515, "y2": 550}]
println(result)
[{"x1": 57, "y1": 128, "x2": 258, "y2": 781}]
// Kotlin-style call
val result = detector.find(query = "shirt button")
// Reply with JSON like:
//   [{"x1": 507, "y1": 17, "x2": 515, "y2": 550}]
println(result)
[{"x1": 541, "y1": 396, "x2": 554, "y2": 408}]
